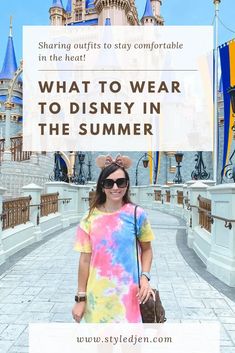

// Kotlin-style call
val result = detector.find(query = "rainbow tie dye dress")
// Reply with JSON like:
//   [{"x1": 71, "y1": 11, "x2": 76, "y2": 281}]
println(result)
[{"x1": 74, "y1": 203, "x2": 154, "y2": 323}]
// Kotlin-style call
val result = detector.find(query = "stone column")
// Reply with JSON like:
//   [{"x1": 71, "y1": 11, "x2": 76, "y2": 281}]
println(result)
[
  {"x1": 143, "y1": 185, "x2": 155, "y2": 209},
  {"x1": 45, "y1": 181, "x2": 70, "y2": 228},
  {"x1": 170, "y1": 184, "x2": 184, "y2": 215},
  {"x1": 207, "y1": 184, "x2": 235, "y2": 286},
  {"x1": 3, "y1": 103, "x2": 12, "y2": 161},
  {"x1": 22, "y1": 183, "x2": 43, "y2": 242},
  {"x1": 187, "y1": 181, "x2": 208, "y2": 248},
  {"x1": 152, "y1": 185, "x2": 162, "y2": 210},
  {"x1": 0, "y1": 187, "x2": 6, "y2": 265},
  {"x1": 161, "y1": 185, "x2": 170, "y2": 212}
]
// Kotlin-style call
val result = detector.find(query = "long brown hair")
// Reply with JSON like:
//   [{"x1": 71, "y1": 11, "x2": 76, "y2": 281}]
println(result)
[{"x1": 87, "y1": 163, "x2": 132, "y2": 219}]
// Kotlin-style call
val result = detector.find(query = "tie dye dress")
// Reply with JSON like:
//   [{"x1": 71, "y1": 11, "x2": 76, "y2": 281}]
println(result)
[{"x1": 74, "y1": 202, "x2": 154, "y2": 323}]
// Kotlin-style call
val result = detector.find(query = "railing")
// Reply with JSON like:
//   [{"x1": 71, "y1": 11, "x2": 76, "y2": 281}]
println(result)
[
  {"x1": 166, "y1": 190, "x2": 171, "y2": 203},
  {"x1": 0, "y1": 136, "x2": 32, "y2": 163},
  {"x1": 11, "y1": 136, "x2": 32, "y2": 162},
  {"x1": 154, "y1": 190, "x2": 162, "y2": 202},
  {"x1": 177, "y1": 191, "x2": 184, "y2": 205},
  {"x1": 40, "y1": 193, "x2": 59, "y2": 217},
  {"x1": 198, "y1": 195, "x2": 211, "y2": 233},
  {"x1": 1, "y1": 196, "x2": 31, "y2": 230}
]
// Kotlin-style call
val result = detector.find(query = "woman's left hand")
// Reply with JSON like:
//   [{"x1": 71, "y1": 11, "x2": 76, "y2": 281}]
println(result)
[{"x1": 137, "y1": 276, "x2": 155, "y2": 304}]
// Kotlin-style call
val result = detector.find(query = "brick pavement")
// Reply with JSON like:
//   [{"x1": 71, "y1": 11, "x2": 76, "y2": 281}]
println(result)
[{"x1": 0, "y1": 209, "x2": 234, "y2": 353}]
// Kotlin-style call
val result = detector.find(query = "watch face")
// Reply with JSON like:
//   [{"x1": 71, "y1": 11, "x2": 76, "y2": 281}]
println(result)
[{"x1": 75, "y1": 295, "x2": 86, "y2": 303}]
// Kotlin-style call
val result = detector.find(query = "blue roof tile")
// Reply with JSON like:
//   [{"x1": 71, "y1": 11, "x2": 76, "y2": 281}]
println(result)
[
  {"x1": 51, "y1": 0, "x2": 64, "y2": 9},
  {"x1": 66, "y1": 0, "x2": 72, "y2": 12},
  {"x1": 0, "y1": 36, "x2": 18, "y2": 81},
  {"x1": 86, "y1": 0, "x2": 94, "y2": 9},
  {"x1": 0, "y1": 95, "x2": 22, "y2": 105},
  {"x1": 69, "y1": 18, "x2": 98, "y2": 26},
  {"x1": 142, "y1": 0, "x2": 154, "y2": 18}
]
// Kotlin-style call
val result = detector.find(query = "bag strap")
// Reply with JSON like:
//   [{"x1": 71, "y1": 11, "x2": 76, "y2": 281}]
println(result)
[{"x1": 134, "y1": 205, "x2": 141, "y2": 288}]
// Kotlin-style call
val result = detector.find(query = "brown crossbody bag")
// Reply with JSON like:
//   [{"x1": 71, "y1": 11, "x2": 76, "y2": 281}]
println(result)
[{"x1": 134, "y1": 205, "x2": 166, "y2": 323}]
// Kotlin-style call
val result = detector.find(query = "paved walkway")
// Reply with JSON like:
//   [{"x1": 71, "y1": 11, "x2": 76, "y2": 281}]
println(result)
[{"x1": 0, "y1": 209, "x2": 235, "y2": 353}]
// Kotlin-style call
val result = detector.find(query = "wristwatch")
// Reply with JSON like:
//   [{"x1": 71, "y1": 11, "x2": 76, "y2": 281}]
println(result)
[
  {"x1": 75, "y1": 295, "x2": 86, "y2": 303},
  {"x1": 141, "y1": 272, "x2": 151, "y2": 281}
]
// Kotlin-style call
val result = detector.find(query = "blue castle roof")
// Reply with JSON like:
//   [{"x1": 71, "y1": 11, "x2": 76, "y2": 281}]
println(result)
[
  {"x1": 69, "y1": 18, "x2": 98, "y2": 26},
  {"x1": 0, "y1": 34, "x2": 18, "y2": 81},
  {"x1": 86, "y1": 0, "x2": 94, "y2": 9},
  {"x1": 105, "y1": 18, "x2": 111, "y2": 26},
  {"x1": 66, "y1": 0, "x2": 72, "y2": 12},
  {"x1": 0, "y1": 95, "x2": 22, "y2": 105},
  {"x1": 51, "y1": 0, "x2": 64, "y2": 9},
  {"x1": 142, "y1": 0, "x2": 154, "y2": 18}
]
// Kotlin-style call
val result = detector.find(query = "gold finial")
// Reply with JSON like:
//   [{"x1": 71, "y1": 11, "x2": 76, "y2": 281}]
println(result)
[{"x1": 9, "y1": 16, "x2": 13, "y2": 37}]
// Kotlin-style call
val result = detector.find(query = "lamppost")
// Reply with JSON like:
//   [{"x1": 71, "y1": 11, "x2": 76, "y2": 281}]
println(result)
[
  {"x1": 213, "y1": 0, "x2": 221, "y2": 183},
  {"x1": 86, "y1": 152, "x2": 92, "y2": 182},
  {"x1": 71, "y1": 151, "x2": 86, "y2": 185},
  {"x1": 191, "y1": 152, "x2": 210, "y2": 180},
  {"x1": 135, "y1": 153, "x2": 157, "y2": 186},
  {"x1": 221, "y1": 86, "x2": 235, "y2": 182},
  {"x1": 173, "y1": 152, "x2": 184, "y2": 184}
]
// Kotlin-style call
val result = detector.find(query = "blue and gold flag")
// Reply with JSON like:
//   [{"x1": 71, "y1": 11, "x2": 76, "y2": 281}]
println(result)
[{"x1": 219, "y1": 39, "x2": 235, "y2": 170}]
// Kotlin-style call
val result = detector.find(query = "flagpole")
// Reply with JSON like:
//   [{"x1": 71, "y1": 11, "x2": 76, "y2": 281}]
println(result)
[{"x1": 213, "y1": 0, "x2": 221, "y2": 183}]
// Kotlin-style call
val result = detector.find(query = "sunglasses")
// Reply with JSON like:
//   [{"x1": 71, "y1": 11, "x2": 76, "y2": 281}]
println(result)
[{"x1": 102, "y1": 178, "x2": 128, "y2": 189}]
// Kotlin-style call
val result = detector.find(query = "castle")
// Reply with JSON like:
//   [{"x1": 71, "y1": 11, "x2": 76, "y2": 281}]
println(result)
[
  {"x1": 49, "y1": 0, "x2": 164, "y2": 27},
  {"x1": 0, "y1": 0, "x2": 226, "y2": 188}
]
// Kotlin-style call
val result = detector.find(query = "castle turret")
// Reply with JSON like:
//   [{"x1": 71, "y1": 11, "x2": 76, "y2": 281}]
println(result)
[
  {"x1": 94, "y1": 0, "x2": 138, "y2": 26},
  {"x1": 49, "y1": 0, "x2": 66, "y2": 26},
  {"x1": 0, "y1": 18, "x2": 22, "y2": 140},
  {"x1": 151, "y1": 0, "x2": 164, "y2": 25},
  {"x1": 0, "y1": 18, "x2": 18, "y2": 81},
  {"x1": 141, "y1": 0, "x2": 156, "y2": 26}
]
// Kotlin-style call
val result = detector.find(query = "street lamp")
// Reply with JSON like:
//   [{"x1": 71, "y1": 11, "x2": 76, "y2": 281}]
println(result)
[
  {"x1": 213, "y1": 0, "x2": 221, "y2": 183},
  {"x1": 86, "y1": 152, "x2": 92, "y2": 182},
  {"x1": 71, "y1": 152, "x2": 93, "y2": 184},
  {"x1": 73, "y1": 151, "x2": 86, "y2": 185},
  {"x1": 173, "y1": 152, "x2": 184, "y2": 184},
  {"x1": 135, "y1": 153, "x2": 157, "y2": 186}
]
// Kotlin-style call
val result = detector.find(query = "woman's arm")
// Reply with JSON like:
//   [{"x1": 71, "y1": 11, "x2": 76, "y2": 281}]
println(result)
[
  {"x1": 137, "y1": 241, "x2": 154, "y2": 304},
  {"x1": 72, "y1": 252, "x2": 91, "y2": 323}
]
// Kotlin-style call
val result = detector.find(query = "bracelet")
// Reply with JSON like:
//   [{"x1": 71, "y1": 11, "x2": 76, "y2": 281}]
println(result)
[{"x1": 77, "y1": 291, "x2": 86, "y2": 296}]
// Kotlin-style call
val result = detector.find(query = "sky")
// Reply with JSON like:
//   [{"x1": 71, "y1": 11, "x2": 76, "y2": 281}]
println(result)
[{"x1": 0, "y1": 0, "x2": 234, "y2": 68}]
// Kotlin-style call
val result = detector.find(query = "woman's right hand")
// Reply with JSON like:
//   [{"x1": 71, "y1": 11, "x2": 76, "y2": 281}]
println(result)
[{"x1": 72, "y1": 302, "x2": 86, "y2": 323}]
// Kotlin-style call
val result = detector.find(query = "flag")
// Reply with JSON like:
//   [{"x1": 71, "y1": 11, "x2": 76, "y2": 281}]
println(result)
[{"x1": 219, "y1": 39, "x2": 235, "y2": 171}]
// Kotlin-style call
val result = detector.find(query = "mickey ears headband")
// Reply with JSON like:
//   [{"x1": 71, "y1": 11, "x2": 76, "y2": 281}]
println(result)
[{"x1": 96, "y1": 154, "x2": 132, "y2": 170}]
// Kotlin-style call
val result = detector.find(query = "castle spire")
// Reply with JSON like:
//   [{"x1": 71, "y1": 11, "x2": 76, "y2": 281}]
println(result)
[
  {"x1": 51, "y1": 0, "x2": 64, "y2": 8},
  {"x1": 0, "y1": 17, "x2": 18, "y2": 80},
  {"x1": 66, "y1": 0, "x2": 72, "y2": 12},
  {"x1": 141, "y1": 0, "x2": 156, "y2": 25},
  {"x1": 9, "y1": 16, "x2": 13, "y2": 37}
]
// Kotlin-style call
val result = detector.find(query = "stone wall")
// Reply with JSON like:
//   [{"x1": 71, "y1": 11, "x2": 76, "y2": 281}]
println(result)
[{"x1": 0, "y1": 153, "x2": 54, "y2": 198}]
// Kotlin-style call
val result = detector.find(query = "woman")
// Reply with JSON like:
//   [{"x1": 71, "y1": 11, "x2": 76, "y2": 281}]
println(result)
[{"x1": 72, "y1": 154, "x2": 155, "y2": 323}]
